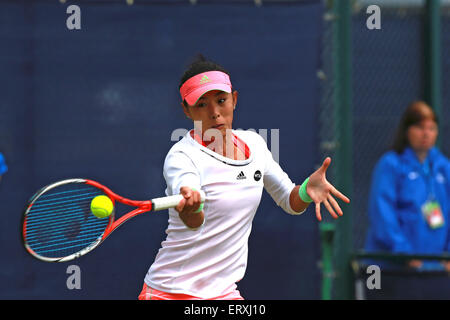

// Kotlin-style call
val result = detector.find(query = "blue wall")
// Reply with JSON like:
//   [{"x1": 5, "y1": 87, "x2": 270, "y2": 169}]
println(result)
[{"x1": 0, "y1": 0, "x2": 323, "y2": 299}]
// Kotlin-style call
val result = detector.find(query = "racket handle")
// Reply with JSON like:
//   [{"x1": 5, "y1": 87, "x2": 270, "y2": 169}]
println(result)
[{"x1": 152, "y1": 190, "x2": 206, "y2": 211}]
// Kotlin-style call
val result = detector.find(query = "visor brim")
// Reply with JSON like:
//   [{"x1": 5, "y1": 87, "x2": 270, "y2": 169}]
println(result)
[{"x1": 184, "y1": 84, "x2": 232, "y2": 106}]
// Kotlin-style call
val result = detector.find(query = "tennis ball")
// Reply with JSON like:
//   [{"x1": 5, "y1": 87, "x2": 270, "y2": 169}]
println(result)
[{"x1": 90, "y1": 195, "x2": 114, "y2": 219}]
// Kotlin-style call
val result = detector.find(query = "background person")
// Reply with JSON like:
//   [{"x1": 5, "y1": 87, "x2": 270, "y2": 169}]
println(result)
[
  {"x1": 0, "y1": 152, "x2": 7, "y2": 183},
  {"x1": 364, "y1": 101, "x2": 450, "y2": 271}
]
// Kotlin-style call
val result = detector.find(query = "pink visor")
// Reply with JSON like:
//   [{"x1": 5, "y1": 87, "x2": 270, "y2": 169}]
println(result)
[{"x1": 180, "y1": 71, "x2": 232, "y2": 106}]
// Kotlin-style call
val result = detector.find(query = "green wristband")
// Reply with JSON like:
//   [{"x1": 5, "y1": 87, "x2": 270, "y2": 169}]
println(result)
[
  {"x1": 194, "y1": 202, "x2": 204, "y2": 213},
  {"x1": 299, "y1": 178, "x2": 313, "y2": 203}
]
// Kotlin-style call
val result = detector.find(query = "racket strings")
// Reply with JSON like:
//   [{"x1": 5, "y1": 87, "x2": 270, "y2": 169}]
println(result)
[
  {"x1": 31, "y1": 192, "x2": 99, "y2": 209},
  {"x1": 26, "y1": 217, "x2": 108, "y2": 240},
  {"x1": 26, "y1": 216, "x2": 106, "y2": 236},
  {"x1": 27, "y1": 232, "x2": 106, "y2": 254},
  {"x1": 26, "y1": 201, "x2": 95, "y2": 228},
  {"x1": 24, "y1": 183, "x2": 111, "y2": 259}
]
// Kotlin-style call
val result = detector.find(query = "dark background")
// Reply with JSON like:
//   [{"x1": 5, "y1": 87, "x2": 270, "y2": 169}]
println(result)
[{"x1": 0, "y1": 0, "x2": 323, "y2": 299}]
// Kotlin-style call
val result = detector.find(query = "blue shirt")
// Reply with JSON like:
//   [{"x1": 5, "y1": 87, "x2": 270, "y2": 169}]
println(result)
[
  {"x1": 0, "y1": 153, "x2": 7, "y2": 176},
  {"x1": 365, "y1": 147, "x2": 450, "y2": 255}
]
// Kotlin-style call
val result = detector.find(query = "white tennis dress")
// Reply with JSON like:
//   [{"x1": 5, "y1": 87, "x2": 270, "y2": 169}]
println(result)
[{"x1": 144, "y1": 129, "x2": 303, "y2": 298}]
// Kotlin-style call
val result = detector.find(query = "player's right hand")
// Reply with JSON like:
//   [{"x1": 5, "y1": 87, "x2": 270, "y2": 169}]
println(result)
[{"x1": 176, "y1": 187, "x2": 204, "y2": 229}]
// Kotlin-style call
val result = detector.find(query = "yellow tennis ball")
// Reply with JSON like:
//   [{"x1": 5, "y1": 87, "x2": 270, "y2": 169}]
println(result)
[{"x1": 90, "y1": 195, "x2": 114, "y2": 218}]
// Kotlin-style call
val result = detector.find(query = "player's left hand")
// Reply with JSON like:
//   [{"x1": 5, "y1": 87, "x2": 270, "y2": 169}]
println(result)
[{"x1": 307, "y1": 157, "x2": 350, "y2": 221}]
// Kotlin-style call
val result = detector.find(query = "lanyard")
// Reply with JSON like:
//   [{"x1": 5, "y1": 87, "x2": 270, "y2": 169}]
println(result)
[{"x1": 422, "y1": 158, "x2": 435, "y2": 200}]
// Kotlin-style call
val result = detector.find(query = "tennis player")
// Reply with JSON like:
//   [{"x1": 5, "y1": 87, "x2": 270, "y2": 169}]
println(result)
[{"x1": 138, "y1": 55, "x2": 350, "y2": 300}]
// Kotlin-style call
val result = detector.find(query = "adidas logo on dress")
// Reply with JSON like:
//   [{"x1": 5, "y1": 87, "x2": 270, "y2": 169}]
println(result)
[{"x1": 236, "y1": 171, "x2": 246, "y2": 180}]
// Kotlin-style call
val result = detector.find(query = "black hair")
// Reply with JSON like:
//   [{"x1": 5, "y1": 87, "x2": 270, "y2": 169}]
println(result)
[
  {"x1": 179, "y1": 54, "x2": 230, "y2": 90},
  {"x1": 391, "y1": 101, "x2": 439, "y2": 153}
]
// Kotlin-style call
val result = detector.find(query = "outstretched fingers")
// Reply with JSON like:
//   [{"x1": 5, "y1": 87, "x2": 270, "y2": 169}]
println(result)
[
  {"x1": 328, "y1": 194, "x2": 343, "y2": 216},
  {"x1": 319, "y1": 157, "x2": 331, "y2": 174},
  {"x1": 315, "y1": 202, "x2": 322, "y2": 222},
  {"x1": 324, "y1": 199, "x2": 338, "y2": 219},
  {"x1": 331, "y1": 186, "x2": 350, "y2": 203}
]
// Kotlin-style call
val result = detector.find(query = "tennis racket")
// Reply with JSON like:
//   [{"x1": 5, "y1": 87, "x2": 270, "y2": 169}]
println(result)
[{"x1": 22, "y1": 178, "x2": 205, "y2": 262}]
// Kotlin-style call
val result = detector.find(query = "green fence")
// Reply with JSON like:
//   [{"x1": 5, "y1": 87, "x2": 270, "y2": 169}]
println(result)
[{"x1": 318, "y1": 0, "x2": 449, "y2": 300}]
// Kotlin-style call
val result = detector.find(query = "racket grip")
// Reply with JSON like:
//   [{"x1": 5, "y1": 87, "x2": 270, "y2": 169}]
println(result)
[{"x1": 152, "y1": 190, "x2": 206, "y2": 211}]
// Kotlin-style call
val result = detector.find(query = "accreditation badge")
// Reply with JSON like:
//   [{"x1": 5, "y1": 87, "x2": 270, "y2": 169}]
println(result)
[{"x1": 422, "y1": 200, "x2": 445, "y2": 229}]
